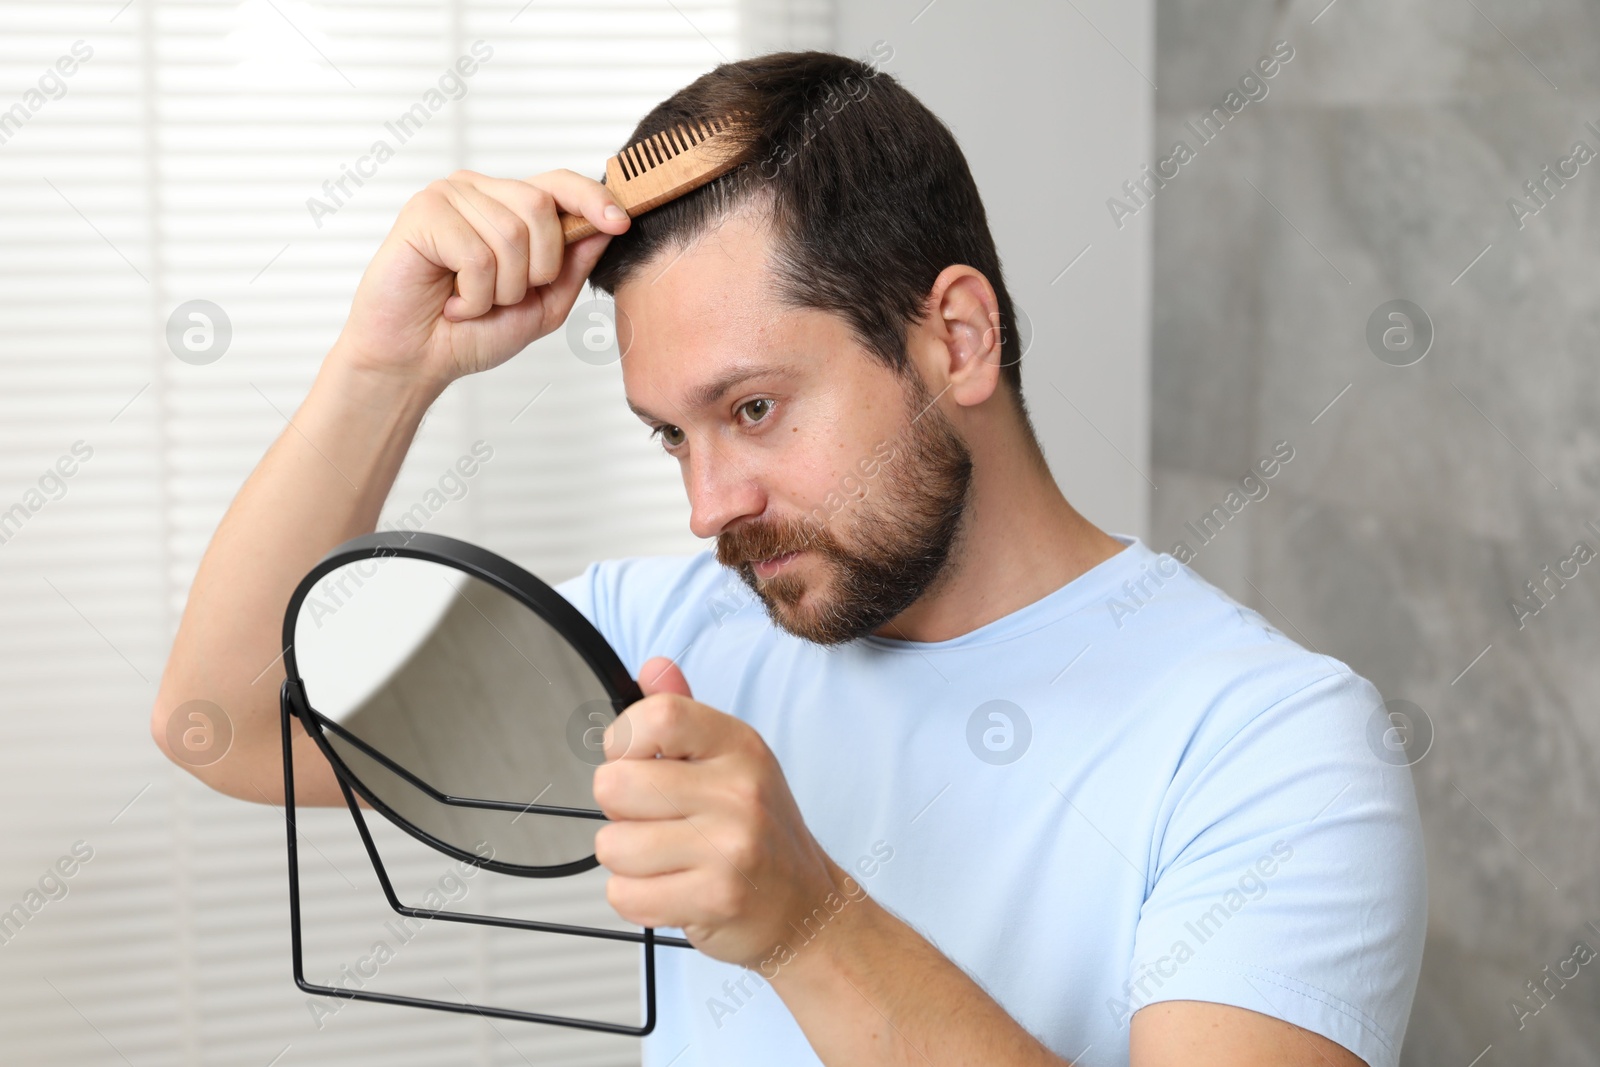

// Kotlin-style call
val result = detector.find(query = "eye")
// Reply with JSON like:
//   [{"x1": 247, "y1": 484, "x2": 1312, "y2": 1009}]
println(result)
[
  {"x1": 650, "y1": 424, "x2": 686, "y2": 450},
  {"x1": 738, "y1": 398, "x2": 774, "y2": 424}
]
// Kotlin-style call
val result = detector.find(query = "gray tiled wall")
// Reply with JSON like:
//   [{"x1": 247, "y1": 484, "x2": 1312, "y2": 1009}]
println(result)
[{"x1": 1153, "y1": 2, "x2": 1600, "y2": 1063}]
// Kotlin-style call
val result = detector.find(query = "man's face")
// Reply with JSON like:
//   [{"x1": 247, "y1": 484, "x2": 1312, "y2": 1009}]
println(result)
[{"x1": 614, "y1": 209, "x2": 973, "y2": 645}]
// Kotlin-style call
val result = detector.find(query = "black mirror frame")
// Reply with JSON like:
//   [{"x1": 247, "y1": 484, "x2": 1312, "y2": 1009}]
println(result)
[{"x1": 278, "y1": 530, "x2": 689, "y2": 1037}]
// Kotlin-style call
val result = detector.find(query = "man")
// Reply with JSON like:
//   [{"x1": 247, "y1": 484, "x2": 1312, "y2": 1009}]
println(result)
[{"x1": 152, "y1": 50, "x2": 1425, "y2": 1067}]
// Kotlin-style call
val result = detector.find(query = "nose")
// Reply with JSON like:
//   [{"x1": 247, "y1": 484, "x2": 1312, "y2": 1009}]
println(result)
[{"x1": 684, "y1": 446, "x2": 766, "y2": 541}]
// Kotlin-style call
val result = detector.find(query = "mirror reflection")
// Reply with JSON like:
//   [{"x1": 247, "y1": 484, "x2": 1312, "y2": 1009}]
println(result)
[{"x1": 292, "y1": 554, "x2": 616, "y2": 871}]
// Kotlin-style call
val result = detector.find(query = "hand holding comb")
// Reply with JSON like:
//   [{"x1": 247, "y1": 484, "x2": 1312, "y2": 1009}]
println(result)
[{"x1": 558, "y1": 115, "x2": 746, "y2": 243}]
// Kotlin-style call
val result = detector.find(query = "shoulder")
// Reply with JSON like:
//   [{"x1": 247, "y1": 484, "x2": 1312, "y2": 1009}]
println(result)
[
  {"x1": 1111, "y1": 547, "x2": 1421, "y2": 881},
  {"x1": 553, "y1": 550, "x2": 746, "y2": 674},
  {"x1": 1118, "y1": 548, "x2": 1387, "y2": 761}
]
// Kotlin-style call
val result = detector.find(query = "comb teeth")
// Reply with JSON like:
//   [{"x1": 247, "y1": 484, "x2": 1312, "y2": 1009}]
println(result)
[{"x1": 617, "y1": 116, "x2": 730, "y2": 181}]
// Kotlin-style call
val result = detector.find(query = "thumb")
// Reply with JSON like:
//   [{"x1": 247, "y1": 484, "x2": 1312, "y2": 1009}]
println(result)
[
  {"x1": 537, "y1": 230, "x2": 613, "y2": 325},
  {"x1": 638, "y1": 655, "x2": 692, "y2": 699}
]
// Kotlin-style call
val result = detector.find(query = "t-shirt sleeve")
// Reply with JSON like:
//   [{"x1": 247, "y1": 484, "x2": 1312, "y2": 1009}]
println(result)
[
  {"x1": 1126, "y1": 667, "x2": 1427, "y2": 1067},
  {"x1": 551, "y1": 559, "x2": 634, "y2": 672},
  {"x1": 549, "y1": 552, "x2": 720, "y2": 681},
  {"x1": 552, "y1": 562, "x2": 602, "y2": 629}
]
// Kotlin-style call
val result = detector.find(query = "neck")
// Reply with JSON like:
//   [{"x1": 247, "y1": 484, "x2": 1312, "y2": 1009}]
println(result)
[{"x1": 871, "y1": 435, "x2": 1127, "y2": 644}]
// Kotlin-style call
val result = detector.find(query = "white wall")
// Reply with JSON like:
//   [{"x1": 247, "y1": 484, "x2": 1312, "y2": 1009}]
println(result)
[{"x1": 836, "y1": 0, "x2": 1154, "y2": 539}]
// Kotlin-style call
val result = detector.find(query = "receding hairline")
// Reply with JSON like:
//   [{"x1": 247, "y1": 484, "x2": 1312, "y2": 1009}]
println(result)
[{"x1": 603, "y1": 172, "x2": 779, "y2": 295}]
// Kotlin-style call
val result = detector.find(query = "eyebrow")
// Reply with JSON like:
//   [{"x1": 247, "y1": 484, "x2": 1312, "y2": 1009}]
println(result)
[{"x1": 626, "y1": 361, "x2": 799, "y2": 424}]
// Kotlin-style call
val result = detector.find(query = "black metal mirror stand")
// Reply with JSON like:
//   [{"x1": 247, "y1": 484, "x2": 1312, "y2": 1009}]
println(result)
[{"x1": 280, "y1": 676, "x2": 675, "y2": 1035}]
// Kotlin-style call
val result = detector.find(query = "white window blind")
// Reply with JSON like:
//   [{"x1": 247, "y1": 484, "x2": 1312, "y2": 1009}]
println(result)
[{"x1": 0, "y1": 2, "x2": 831, "y2": 1064}]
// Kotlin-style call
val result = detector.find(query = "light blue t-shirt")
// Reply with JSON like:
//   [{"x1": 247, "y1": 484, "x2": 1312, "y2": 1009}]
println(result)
[{"x1": 553, "y1": 532, "x2": 1426, "y2": 1067}]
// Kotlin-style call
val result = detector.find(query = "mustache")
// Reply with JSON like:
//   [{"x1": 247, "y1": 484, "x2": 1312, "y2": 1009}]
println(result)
[{"x1": 715, "y1": 516, "x2": 828, "y2": 568}]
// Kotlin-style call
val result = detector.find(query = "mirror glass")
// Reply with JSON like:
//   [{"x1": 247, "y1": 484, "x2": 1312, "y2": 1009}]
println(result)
[{"x1": 292, "y1": 554, "x2": 619, "y2": 871}]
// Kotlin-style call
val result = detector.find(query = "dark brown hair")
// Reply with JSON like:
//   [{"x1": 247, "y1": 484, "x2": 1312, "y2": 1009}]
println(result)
[{"x1": 589, "y1": 49, "x2": 1032, "y2": 425}]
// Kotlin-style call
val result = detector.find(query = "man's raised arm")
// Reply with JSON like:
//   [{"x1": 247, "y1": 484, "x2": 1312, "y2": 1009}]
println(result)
[{"x1": 149, "y1": 169, "x2": 631, "y2": 805}]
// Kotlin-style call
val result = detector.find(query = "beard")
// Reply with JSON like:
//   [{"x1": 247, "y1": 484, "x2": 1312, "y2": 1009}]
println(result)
[{"x1": 714, "y1": 369, "x2": 974, "y2": 646}]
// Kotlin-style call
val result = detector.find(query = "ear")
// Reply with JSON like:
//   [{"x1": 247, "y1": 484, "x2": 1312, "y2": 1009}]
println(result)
[{"x1": 919, "y1": 265, "x2": 1004, "y2": 409}]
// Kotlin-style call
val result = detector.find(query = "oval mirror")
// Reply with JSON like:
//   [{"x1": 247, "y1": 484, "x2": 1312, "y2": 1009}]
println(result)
[{"x1": 283, "y1": 534, "x2": 640, "y2": 875}]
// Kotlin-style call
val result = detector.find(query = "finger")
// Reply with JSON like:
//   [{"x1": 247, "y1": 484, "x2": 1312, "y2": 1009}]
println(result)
[
  {"x1": 523, "y1": 167, "x2": 632, "y2": 240},
  {"x1": 448, "y1": 229, "x2": 613, "y2": 358},
  {"x1": 639, "y1": 656, "x2": 692, "y2": 698},
  {"x1": 604, "y1": 693, "x2": 731, "y2": 762},
  {"x1": 413, "y1": 193, "x2": 497, "y2": 321},
  {"x1": 452, "y1": 172, "x2": 565, "y2": 289},
  {"x1": 605, "y1": 869, "x2": 705, "y2": 932},
  {"x1": 592, "y1": 753, "x2": 724, "y2": 820},
  {"x1": 593, "y1": 818, "x2": 702, "y2": 878},
  {"x1": 450, "y1": 240, "x2": 601, "y2": 358},
  {"x1": 533, "y1": 230, "x2": 612, "y2": 327},
  {"x1": 438, "y1": 174, "x2": 532, "y2": 307}
]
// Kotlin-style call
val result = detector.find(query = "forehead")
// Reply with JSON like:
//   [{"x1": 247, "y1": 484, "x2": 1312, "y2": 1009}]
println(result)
[{"x1": 613, "y1": 210, "x2": 801, "y2": 416}]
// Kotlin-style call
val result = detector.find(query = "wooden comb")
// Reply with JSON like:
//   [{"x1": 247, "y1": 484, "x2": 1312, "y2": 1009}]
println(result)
[{"x1": 558, "y1": 115, "x2": 747, "y2": 243}]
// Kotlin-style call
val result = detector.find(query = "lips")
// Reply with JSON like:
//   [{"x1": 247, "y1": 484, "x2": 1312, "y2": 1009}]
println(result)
[{"x1": 752, "y1": 549, "x2": 802, "y2": 579}]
